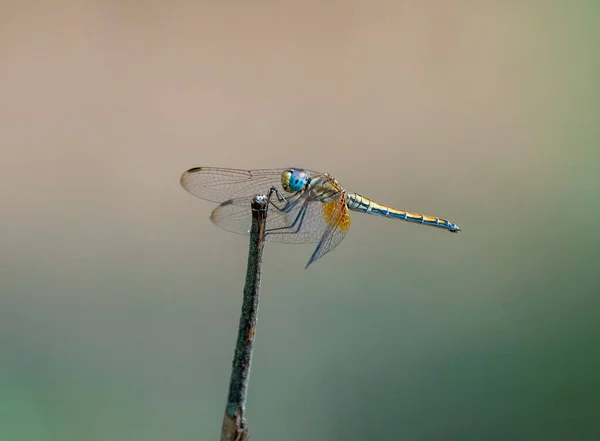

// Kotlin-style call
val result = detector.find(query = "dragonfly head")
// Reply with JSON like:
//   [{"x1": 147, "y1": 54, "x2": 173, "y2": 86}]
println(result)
[{"x1": 281, "y1": 168, "x2": 310, "y2": 193}]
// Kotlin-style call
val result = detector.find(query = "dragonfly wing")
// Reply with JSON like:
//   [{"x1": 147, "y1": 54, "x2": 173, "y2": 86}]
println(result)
[
  {"x1": 180, "y1": 167, "x2": 287, "y2": 203},
  {"x1": 208, "y1": 196, "x2": 327, "y2": 244},
  {"x1": 263, "y1": 197, "x2": 332, "y2": 244},
  {"x1": 305, "y1": 194, "x2": 351, "y2": 268}
]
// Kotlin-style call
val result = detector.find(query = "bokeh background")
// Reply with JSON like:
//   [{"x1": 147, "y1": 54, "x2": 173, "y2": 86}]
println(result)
[{"x1": 1, "y1": 2, "x2": 599, "y2": 440}]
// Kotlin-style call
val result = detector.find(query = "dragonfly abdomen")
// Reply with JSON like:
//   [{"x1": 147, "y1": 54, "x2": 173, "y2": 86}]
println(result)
[{"x1": 346, "y1": 193, "x2": 461, "y2": 232}]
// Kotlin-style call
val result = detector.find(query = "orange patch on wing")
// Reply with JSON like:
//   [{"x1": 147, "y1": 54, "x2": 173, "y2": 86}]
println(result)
[{"x1": 323, "y1": 200, "x2": 351, "y2": 231}]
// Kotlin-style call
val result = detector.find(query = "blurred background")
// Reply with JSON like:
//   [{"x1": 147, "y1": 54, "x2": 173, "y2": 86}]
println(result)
[{"x1": 1, "y1": 1, "x2": 599, "y2": 440}]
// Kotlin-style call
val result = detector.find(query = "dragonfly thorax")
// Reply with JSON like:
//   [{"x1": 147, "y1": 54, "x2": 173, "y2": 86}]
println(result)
[{"x1": 281, "y1": 168, "x2": 310, "y2": 193}]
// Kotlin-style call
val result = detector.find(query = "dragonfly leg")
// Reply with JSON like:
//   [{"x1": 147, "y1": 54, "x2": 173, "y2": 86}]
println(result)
[
  {"x1": 267, "y1": 186, "x2": 288, "y2": 204},
  {"x1": 265, "y1": 200, "x2": 310, "y2": 236},
  {"x1": 267, "y1": 187, "x2": 304, "y2": 214}
]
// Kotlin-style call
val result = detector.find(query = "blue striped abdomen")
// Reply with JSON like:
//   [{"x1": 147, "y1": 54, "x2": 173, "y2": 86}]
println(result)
[{"x1": 346, "y1": 193, "x2": 461, "y2": 232}]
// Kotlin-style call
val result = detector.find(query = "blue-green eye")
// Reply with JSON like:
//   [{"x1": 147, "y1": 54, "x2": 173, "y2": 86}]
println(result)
[{"x1": 281, "y1": 168, "x2": 309, "y2": 192}]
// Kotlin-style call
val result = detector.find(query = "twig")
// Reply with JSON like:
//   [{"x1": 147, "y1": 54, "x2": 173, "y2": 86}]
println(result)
[{"x1": 220, "y1": 194, "x2": 268, "y2": 441}]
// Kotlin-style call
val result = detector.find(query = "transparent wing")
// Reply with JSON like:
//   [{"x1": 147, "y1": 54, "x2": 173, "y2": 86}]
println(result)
[
  {"x1": 180, "y1": 166, "x2": 320, "y2": 203},
  {"x1": 305, "y1": 196, "x2": 352, "y2": 268},
  {"x1": 209, "y1": 195, "x2": 331, "y2": 244},
  {"x1": 180, "y1": 167, "x2": 285, "y2": 203}
]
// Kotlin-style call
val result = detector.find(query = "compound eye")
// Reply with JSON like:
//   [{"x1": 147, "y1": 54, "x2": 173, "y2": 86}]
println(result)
[{"x1": 281, "y1": 168, "x2": 309, "y2": 192}]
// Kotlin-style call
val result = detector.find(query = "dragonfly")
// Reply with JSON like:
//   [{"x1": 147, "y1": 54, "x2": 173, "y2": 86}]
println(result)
[{"x1": 180, "y1": 167, "x2": 461, "y2": 268}]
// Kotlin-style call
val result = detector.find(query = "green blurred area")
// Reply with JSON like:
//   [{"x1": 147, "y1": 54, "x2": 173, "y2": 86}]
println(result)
[{"x1": 1, "y1": 2, "x2": 599, "y2": 440}]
